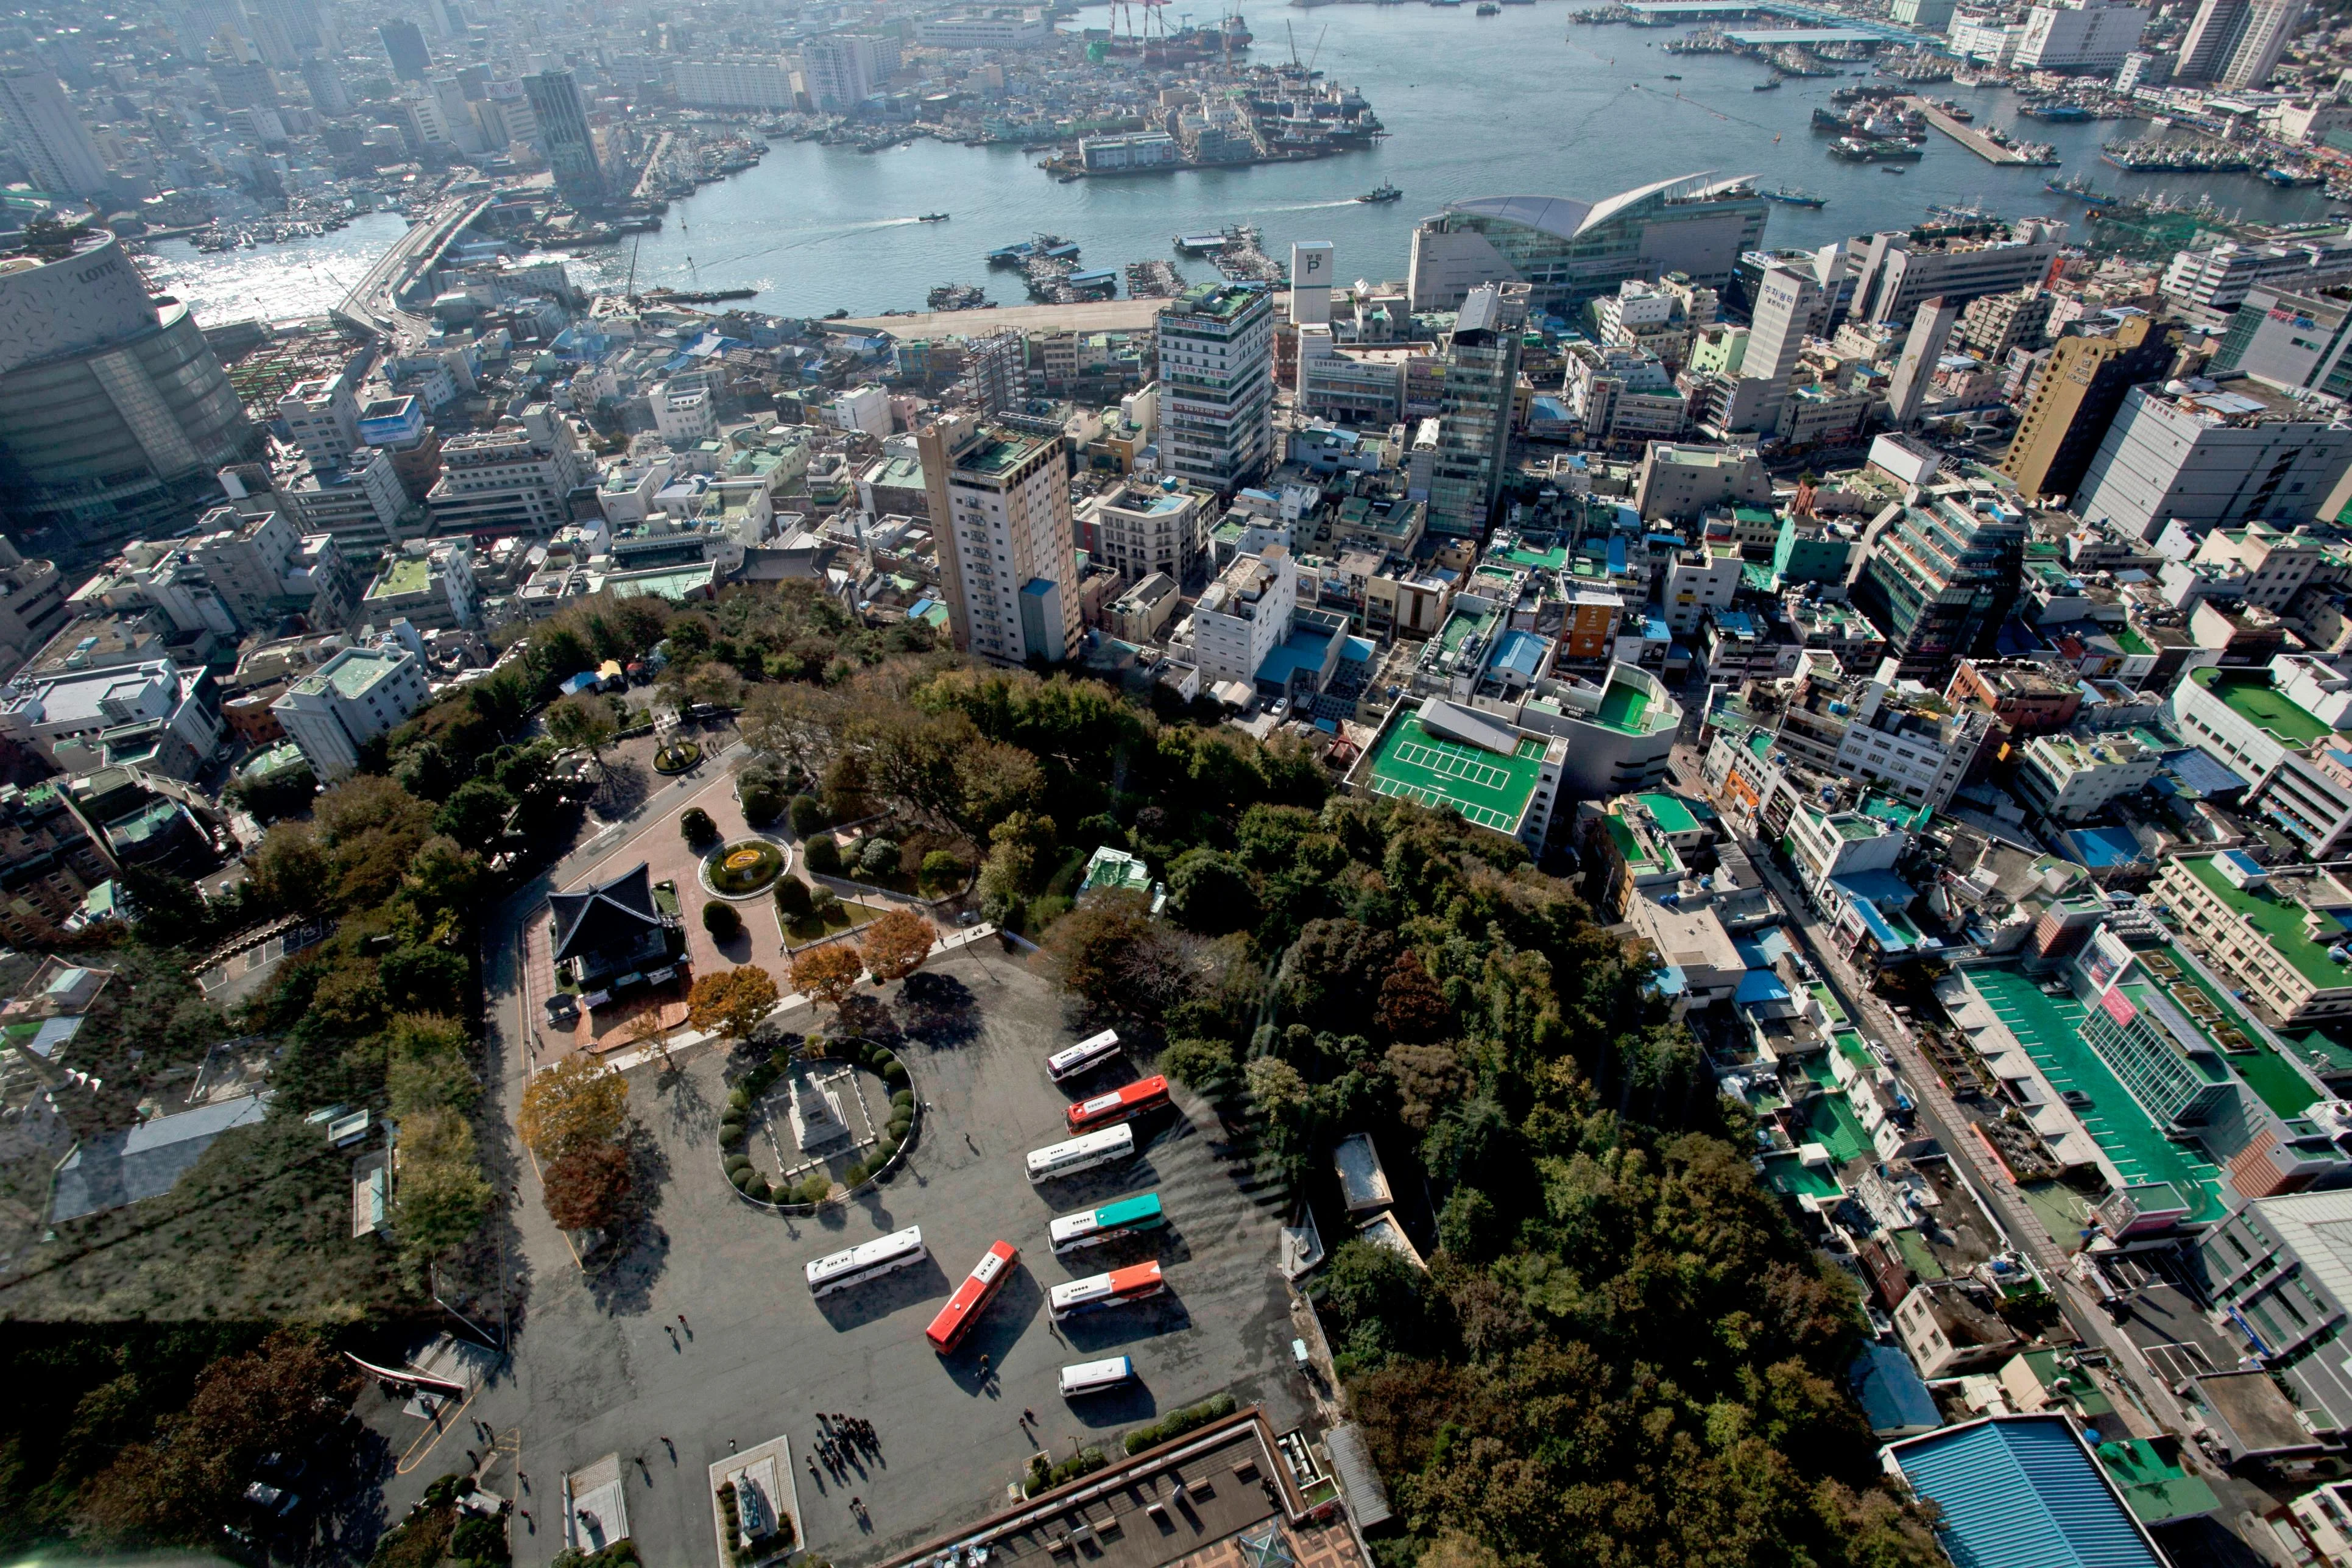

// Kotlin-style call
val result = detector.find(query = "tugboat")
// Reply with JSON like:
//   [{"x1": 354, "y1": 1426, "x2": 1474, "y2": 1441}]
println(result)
[
  {"x1": 1476, "y1": 3, "x2": 1500, "y2": 13},
  {"x1": 1761, "y1": 185, "x2": 1827, "y2": 207},
  {"x1": 1662, "y1": 72, "x2": 1681, "y2": 79},
  {"x1": 1754, "y1": 76, "x2": 1782, "y2": 90},
  {"x1": 919, "y1": 212, "x2": 950, "y2": 222},
  {"x1": 1358, "y1": 182, "x2": 1402, "y2": 202}
]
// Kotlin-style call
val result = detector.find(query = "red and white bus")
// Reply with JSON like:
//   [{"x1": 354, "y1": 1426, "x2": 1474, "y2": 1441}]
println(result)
[
  {"x1": 1065, "y1": 1075, "x2": 1170, "y2": 1135},
  {"x1": 1048, "y1": 1259, "x2": 1165, "y2": 1322},
  {"x1": 1047, "y1": 1029, "x2": 1123, "y2": 1083},
  {"x1": 925, "y1": 1239, "x2": 1017, "y2": 1354}
]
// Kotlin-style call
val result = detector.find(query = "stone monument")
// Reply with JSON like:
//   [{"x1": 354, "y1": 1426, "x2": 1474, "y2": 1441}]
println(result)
[{"x1": 788, "y1": 1067, "x2": 850, "y2": 1152}]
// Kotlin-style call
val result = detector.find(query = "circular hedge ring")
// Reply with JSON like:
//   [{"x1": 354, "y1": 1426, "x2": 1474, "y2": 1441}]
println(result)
[
  {"x1": 701, "y1": 838, "x2": 788, "y2": 900},
  {"x1": 653, "y1": 739, "x2": 704, "y2": 775}
]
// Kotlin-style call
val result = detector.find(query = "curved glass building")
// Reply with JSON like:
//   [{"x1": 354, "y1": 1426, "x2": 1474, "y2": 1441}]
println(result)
[
  {"x1": 0, "y1": 231, "x2": 257, "y2": 567},
  {"x1": 1407, "y1": 174, "x2": 1769, "y2": 316}
]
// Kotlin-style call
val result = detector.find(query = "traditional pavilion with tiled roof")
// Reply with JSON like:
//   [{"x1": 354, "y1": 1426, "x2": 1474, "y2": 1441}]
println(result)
[{"x1": 549, "y1": 863, "x2": 668, "y2": 982}]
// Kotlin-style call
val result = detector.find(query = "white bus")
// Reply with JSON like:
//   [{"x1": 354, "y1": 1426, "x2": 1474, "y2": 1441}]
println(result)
[
  {"x1": 1047, "y1": 1028, "x2": 1122, "y2": 1083},
  {"x1": 1058, "y1": 1355, "x2": 1136, "y2": 1398},
  {"x1": 1048, "y1": 1260, "x2": 1165, "y2": 1321},
  {"x1": 1025, "y1": 1124, "x2": 1135, "y2": 1185},
  {"x1": 805, "y1": 1226, "x2": 928, "y2": 1296}
]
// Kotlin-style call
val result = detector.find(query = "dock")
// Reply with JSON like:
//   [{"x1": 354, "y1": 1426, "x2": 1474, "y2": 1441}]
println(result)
[{"x1": 1901, "y1": 96, "x2": 2034, "y2": 164}]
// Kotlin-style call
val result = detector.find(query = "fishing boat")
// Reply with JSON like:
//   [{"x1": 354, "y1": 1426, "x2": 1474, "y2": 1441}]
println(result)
[
  {"x1": 1358, "y1": 182, "x2": 1402, "y2": 202},
  {"x1": 2018, "y1": 101, "x2": 2089, "y2": 121},
  {"x1": 1753, "y1": 76, "x2": 1782, "y2": 90},
  {"x1": 2265, "y1": 165, "x2": 2324, "y2": 186},
  {"x1": 919, "y1": 212, "x2": 950, "y2": 222},
  {"x1": 2044, "y1": 172, "x2": 2117, "y2": 205},
  {"x1": 1761, "y1": 185, "x2": 1826, "y2": 207},
  {"x1": 1662, "y1": 72, "x2": 1681, "y2": 79},
  {"x1": 1476, "y1": 4, "x2": 1501, "y2": 13},
  {"x1": 1174, "y1": 230, "x2": 1232, "y2": 253},
  {"x1": 1881, "y1": 164, "x2": 1907, "y2": 174}
]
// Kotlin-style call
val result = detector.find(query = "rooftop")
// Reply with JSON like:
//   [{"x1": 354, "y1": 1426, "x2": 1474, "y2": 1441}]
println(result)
[
  {"x1": 1887, "y1": 1416, "x2": 2165, "y2": 1568},
  {"x1": 368, "y1": 556, "x2": 433, "y2": 598},
  {"x1": 2177, "y1": 855, "x2": 2352, "y2": 990},
  {"x1": 956, "y1": 429, "x2": 1052, "y2": 476},
  {"x1": 291, "y1": 646, "x2": 411, "y2": 703},
  {"x1": 1168, "y1": 281, "x2": 1266, "y2": 324},
  {"x1": 2188, "y1": 665, "x2": 2336, "y2": 746},
  {"x1": 1365, "y1": 707, "x2": 1547, "y2": 836}
]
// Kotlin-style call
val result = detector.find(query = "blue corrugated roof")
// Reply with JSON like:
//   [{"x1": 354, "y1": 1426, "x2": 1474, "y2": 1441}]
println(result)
[
  {"x1": 1491, "y1": 629, "x2": 1547, "y2": 680},
  {"x1": 1736, "y1": 969, "x2": 1790, "y2": 1005},
  {"x1": 1851, "y1": 1341, "x2": 1941, "y2": 1438},
  {"x1": 2058, "y1": 827, "x2": 2149, "y2": 869},
  {"x1": 2162, "y1": 747, "x2": 2249, "y2": 799},
  {"x1": 1889, "y1": 1416, "x2": 2162, "y2": 1568}
]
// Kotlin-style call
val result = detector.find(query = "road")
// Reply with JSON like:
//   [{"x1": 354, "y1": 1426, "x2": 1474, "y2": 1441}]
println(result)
[
  {"x1": 1899, "y1": 97, "x2": 2039, "y2": 166},
  {"x1": 331, "y1": 191, "x2": 496, "y2": 341}
]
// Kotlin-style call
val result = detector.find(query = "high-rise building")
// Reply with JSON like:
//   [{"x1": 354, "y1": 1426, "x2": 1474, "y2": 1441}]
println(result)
[
  {"x1": 1726, "y1": 253, "x2": 1829, "y2": 432},
  {"x1": 962, "y1": 330, "x2": 1025, "y2": 418},
  {"x1": 0, "y1": 231, "x2": 256, "y2": 567},
  {"x1": 300, "y1": 54, "x2": 348, "y2": 113},
  {"x1": 2011, "y1": 0, "x2": 2149, "y2": 71},
  {"x1": 378, "y1": 19, "x2": 431, "y2": 81},
  {"x1": 523, "y1": 69, "x2": 606, "y2": 206},
  {"x1": 1291, "y1": 241, "x2": 1334, "y2": 327},
  {"x1": 1425, "y1": 284, "x2": 1521, "y2": 539},
  {"x1": 1849, "y1": 492, "x2": 2028, "y2": 680},
  {"x1": 1407, "y1": 175, "x2": 1768, "y2": 314},
  {"x1": 0, "y1": 65, "x2": 110, "y2": 197},
  {"x1": 917, "y1": 414, "x2": 1080, "y2": 666},
  {"x1": 2074, "y1": 375, "x2": 2352, "y2": 542},
  {"x1": 1886, "y1": 296, "x2": 1962, "y2": 427},
  {"x1": 801, "y1": 34, "x2": 886, "y2": 110},
  {"x1": 1158, "y1": 281, "x2": 1274, "y2": 494},
  {"x1": 210, "y1": 59, "x2": 279, "y2": 110},
  {"x1": 2177, "y1": 0, "x2": 2303, "y2": 84},
  {"x1": 1999, "y1": 314, "x2": 2181, "y2": 503},
  {"x1": 2213, "y1": 282, "x2": 2352, "y2": 397},
  {"x1": 1847, "y1": 222, "x2": 2066, "y2": 324}
]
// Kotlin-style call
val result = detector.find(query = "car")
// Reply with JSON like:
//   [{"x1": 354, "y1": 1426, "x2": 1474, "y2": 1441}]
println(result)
[
  {"x1": 242, "y1": 1481, "x2": 300, "y2": 1518},
  {"x1": 2060, "y1": 1090, "x2": 2092, "y2": 1109}
]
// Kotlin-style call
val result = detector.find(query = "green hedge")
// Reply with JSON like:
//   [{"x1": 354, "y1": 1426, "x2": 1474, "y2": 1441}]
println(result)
[
  {"x1": 1123, "y1": 1394, "x2": 1238, "y2": 1455},
  {"x1": 1024, "y1": 1447, "x2": 1106, "y2": 1497},
  {"x1": 891, "y1": 1089, "x2": 914, "y2": 1112},
  {"x1": 729, "y1": 1166, "x2": 755, "y2": 1193},
  {"x1": 727, "y1": 1087, "x2": 750, "y2": 1113}
]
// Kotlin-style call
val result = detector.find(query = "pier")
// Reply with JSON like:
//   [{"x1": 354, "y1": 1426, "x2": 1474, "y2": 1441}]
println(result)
[{"x1": 1901, "y1": 96, "x2": 2034, "y2": 164}]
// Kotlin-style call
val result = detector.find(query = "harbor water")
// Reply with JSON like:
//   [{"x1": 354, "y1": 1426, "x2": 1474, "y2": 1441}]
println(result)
[{"x1": 142, "y1": 5, "x2": 2342, "y2": 325}]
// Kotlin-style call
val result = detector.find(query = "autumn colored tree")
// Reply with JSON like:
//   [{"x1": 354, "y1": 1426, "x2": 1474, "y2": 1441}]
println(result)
[
  {"x1": 688, "y1": 964, "x2": 782, "y2": 1040},
  {"x1": 544, "y1": 691, "x2": 618, "y2": 775},
  {"x1": 542, "y1": 1140, "x2": 634, "y2": 1232},
  {"x1": 518, "y1": 1055, "x2": 629, "y2": 1162},
  {"x1": 1375, "y1": 950, "x2": 1452, "y2": 1043},
  {"x1": 790, "y1": 944, "x2": 865, "y2": 1013},
  {"x1": 859, "y1": 908, "x2": 937, "y2": 984}
]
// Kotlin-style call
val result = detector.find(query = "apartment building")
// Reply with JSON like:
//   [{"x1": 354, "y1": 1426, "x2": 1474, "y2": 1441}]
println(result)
[
  {"x1": 1847, "y1": 223, "x2": 2068, "y2": 325},
  {"x1": 1999, "y1": 315, "x2": 2181, "y2": 504},
  {"x1": 284, "y1": 447, "x2": 411, "y2": 548},
  {"x1": 2156, "y1": 851, "x2": 2352, "y2": 1026},
  {"x1": 916, "y1": 414, "x2": 1081, "y2": 666},
  {"x1": 1189, "y1": 547, "x2": 1296, "y2": 687},
  {"x1": 1762, "y1": 659, "x2": 1994, "y2": 811},
  {"x1": 2075, "y1": 376, "x2": 2352, "y2": 543},
  {"x1": 278, "y1": 369, "x2": 362, "y2": 468},
  {"x1": 1084, "y1": 480, "x2": 1212, "y2": 587},
  {"x1": 2161, "y1": 235, "x2": 2352, "y2": 321},
  {"x1": 1158, "y1": 281, "x2": 1275, "y2": 495},
  {"x1": 426, "y1": 428, "x2": 587, "y2": 539},
  {"x1": 1849, "y1": 491, "x2": 2029, "y2": 680},
  {"x1": 2013, "y1": 730, "x2": 2162, "y2": 822},
  {"x1": 269, "y1": 644, "x2": 429, "y2": 781}
]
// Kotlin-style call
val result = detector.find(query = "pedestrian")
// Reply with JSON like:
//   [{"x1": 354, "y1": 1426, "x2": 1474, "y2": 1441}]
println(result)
[
  {"x1": 678, "y1": 1313, "x2": 690, "y2": 1330},
  {"x1": 729, "y1": 1438, "x2": 737, "y2": 1453},
  {"x1": 466, "y1": 1449, "x2": 478, "y2": 1466},
  {"x1": 520, "y1": 1510, "x2": 532, "y2": 1526},
  {"x1": 1023, "y1": 1408, "x2": 1035, "y2": 1424},
  {"x1": 978, "y1": 1354, "x2": 990, "y2": 1375}
]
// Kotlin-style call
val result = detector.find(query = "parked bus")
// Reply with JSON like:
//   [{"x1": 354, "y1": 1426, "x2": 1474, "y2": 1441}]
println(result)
[
  {"x1": 1065, "y1": 1075, "x2": 1170, "y2": 1135},
  {"x1": 1058, "y1": 1355, "x2": 1137, "y2": 1398},
  {"x1": 1048, "y1": 1260, "x2": 1165, "y2": 1322},
  {"x1": 1047, "y1": 1029, "x2": 1123, "y2": 1083},
  {"x1": 806, "y1": 1226, "x2": 927, "y2": 1297},
  {"x1": 925, "y1": 1240, "x2": 1018, "y2": 1353},
  {"x1": 1049, "y1": 1193, "x2": 1167, "y2": 1257},
  {"x1": 1025, "y1": 1125, "x2": 1135, "y2": 1185}
]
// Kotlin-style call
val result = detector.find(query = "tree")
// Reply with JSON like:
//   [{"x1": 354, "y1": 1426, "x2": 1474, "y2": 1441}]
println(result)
[
  {"x1": 681, "y1": 807, "x2": 719, "y2": 847},
  {"x1": 860, "y1": 908, "x2": 936, "y2": 984},
  {"x1": 545, "y1": 692, "x2": 618, "y2": 775},
  {"x1": 858, "y1": 836, "x2": 901, "y2": 877},
  {"x1": 1376, "y1": 950, "x2": 1452, "y2": 1043},
  {"x1": 518, "y1": 1056, "x2": 629, "y2": 1162},
  {"x1": 790, "y1": 944, "x2": 865, "y2": 1013},
  {"x1": 380, "y1": 944, "x2": 470, "y2": 1014},
  {"x1": 688, "y1": 965, "x2": 781, "y2": 1040},
  {"x1": 804, "y1": 835, "x2": 842, "y2": 874},
  {"x1": 543, "y1": 1140, "x2": 633, "y2": 1232},
  {"x1": 919, "y1": 849, "x2": 964, "y2": 891},
  {"x1": 434, "y1": 779, "x2": 517, "y2": 851},
  {"x1": 775, "y1": 876, "x2": 813, "y2": 920},
  {"x1": 702, "y1": 900, "x2": 741, "y2": 940}
]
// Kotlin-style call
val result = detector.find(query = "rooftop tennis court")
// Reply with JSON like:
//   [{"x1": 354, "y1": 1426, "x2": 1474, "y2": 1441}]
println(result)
[{"x1": 1366, "y1": 712, "x2": 1544, "y2": 833}]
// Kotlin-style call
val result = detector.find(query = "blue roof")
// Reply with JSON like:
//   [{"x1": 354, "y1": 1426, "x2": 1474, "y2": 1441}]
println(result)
[
  {"x1": 2162, "y1": 747, "x2": 2249, "y2": 798},
  {"x1": 1736, "y1": 927, "x2": 1796, "y2": 969},
  {"x1": 1342, "y1": 636, "x2": 1376, "y2": 665},
  {"x1": 1491, "y1": 629, "x2": 1548, "y2": 680},
  {"x1": 1736, "y1": 969, "x2": 1792, "y2": 1005},
  {"x1": 2058, "y1": 827, "x2": 2150, "y2": 870},
  {"x1": 49, "y1": 1093, "x2": 269, "y2": 1224},
  {"x1": 1607, "y1": 537, "x2": 1628, "y2": 576},
  {"x1": 1888, "y1": 1416, "x2": 2163, "y2": 1568},
  {"x1": 1850, "y1": 1342, "x2": 1941, "y2": 1438},
  {"x1": 2219, "y1": 848, "x2": 2264, "y2": 878},
  {"x1": 1255, "y1": 627, "x2": 1335, "y2": 689},
  {"x1": 1650, "y1": 964, "x2": 1688, "y2": 997}
]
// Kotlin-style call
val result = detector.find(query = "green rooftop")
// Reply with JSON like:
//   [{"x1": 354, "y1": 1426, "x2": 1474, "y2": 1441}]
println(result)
[
  {"x1": 2178, "y1": 855, "x2": 2351, "y2": 989},
  {"x1": 956, "y1": 429, "x2": 1051, "y2": 476},
  {"x1": 2189, "y1": 665, "x2": 2335, "y2": 746},
  {"x1": 2157, "y1": 946, "x2": 2326, "y2": 1118},
  {"x1": 1970, "y1": 968, "x2": 2228, "y2": 1223},
  {"x1": 367, "y1": 556, "x2": 432, "y2": 598},
  {"x1": 2113, "y1": 623, "x2": 2152, "y2": 656},
  {"x1": 2096, "y1": 1440, "x2": 2220, "y2": 1527},
  {"x1": 1594, "y1": 679, "x2": 1653, "y2": 735},
  {"x1": 1496, "y1": 542, "x2": 1569, "y2": 570},
  {"x1": 1366, "y1": 710, "x2": 1545, "y2": 835},
  {"x1": 1634, "y1": 792, "x2": 1698, "y2": 835},
  {"x1": 1761, "y1": 1151, "x2": 1841, "y2": 1199}
]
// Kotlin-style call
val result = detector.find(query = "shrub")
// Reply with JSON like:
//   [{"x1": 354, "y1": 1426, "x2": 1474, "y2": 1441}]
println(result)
[
  {"x1": 841, "y1": 1159, "x2": 868, "y2": 1186},
  {"x1": 812, "y1": 885, "x2": 841, "y2": 914},
  {"x1": 920, "y1": 849, "x2": 964, "y2": 890},
  {"x1": 805, "y1": 836, "x2": 842, "y2": 875},
  {"x1": 727, "y1": 1087, "x2": 751, "y2": 1114},
  {"x1": 887, "y1": 1115, "x2": 911, "y2": 1142},
  {"x1": 703, "y1": 902, "x2": 741, "y2": 940},
  {"x1": 775, "y1": 877, "x2": 813, "y2": 920},
  {"x1": 681, "y1": 807, "x2": 719, "y2": 847},
  {"x1": 741, "y1": 783, "x2": 783, "y2": 826},
  {"x1": 789, "y1": 794, "x2": 827, "y2": 837},
  {"x1": 1123, "y1": 1395, "x2": 1237, "y2": 1455},
  {"x1": 450, "y1": 1514, "x2": 509, "y2": 1564},
  {"x1": 1025, "y1": 1448, "x2": 1107, "y2": 1497},
  {"x1": 883, "y1": 1060, "x2": 908, "y2": 1086},
  {"x1": 745, "y1": 1176, "x2": 771, "y2": 1203},
  {"x1": 797, "y1": 1172, "x2": 833, "y2": 1205},
  {"x1": 859, "y1": 837, "x2": 901, "y2": 877},
  {"x1": 891, "y1": 1089, "x2": 914, "y2": 1112},
  {"x1": 720, "y1": 1120, "x2": 746, "y2": 1148},
  {"x1": 875, "y1": 1137, "x2": 899, "y2": 1164},
  {"x1": 729, "y1": 1166, "x2": 755, "y2": 1192}
]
